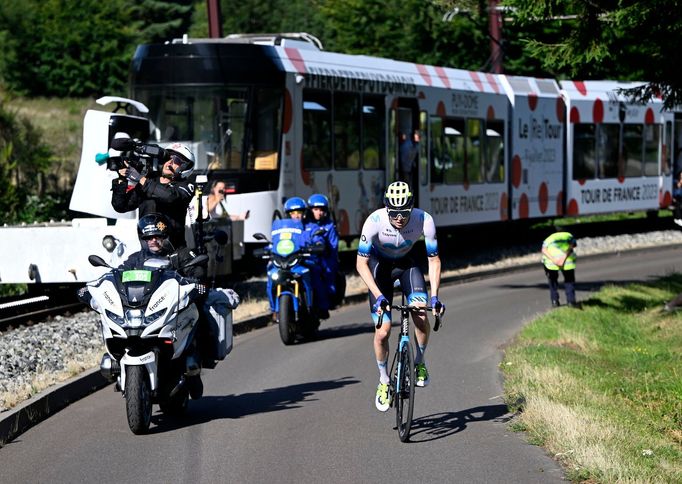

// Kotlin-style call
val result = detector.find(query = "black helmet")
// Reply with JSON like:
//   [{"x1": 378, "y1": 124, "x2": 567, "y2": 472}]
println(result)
[{"x1": 137, "y1": 213, "x2": 170, "y2": 240}]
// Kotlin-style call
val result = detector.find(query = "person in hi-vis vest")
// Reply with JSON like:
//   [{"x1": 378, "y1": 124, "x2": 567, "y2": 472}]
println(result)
[{"x1": 541, "y1": 229, "x2": 577, "y2": 308}]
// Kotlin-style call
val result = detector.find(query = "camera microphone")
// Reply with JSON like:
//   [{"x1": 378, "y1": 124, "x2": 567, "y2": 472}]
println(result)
[
  {"x1": 95, "y1": 153, "x2": 110, "y2": 165},
  {"x1": 110, "y1": 137, "x2": 136, "y2": 151}
]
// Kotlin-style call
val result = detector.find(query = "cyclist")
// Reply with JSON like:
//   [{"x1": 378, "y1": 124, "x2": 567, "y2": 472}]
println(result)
[{"x1": 356, "y1": 181, "x2": 445, "y2": 411}]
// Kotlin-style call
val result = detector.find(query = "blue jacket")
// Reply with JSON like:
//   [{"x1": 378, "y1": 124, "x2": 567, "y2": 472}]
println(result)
[{"x1": 305, "y1": 218, "x2": 339, "y2": 272}]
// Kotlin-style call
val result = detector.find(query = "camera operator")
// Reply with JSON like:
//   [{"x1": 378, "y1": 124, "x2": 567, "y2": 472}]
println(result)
[{"x1": 111, "y1": 142, "x2": 196, "y2": 249}]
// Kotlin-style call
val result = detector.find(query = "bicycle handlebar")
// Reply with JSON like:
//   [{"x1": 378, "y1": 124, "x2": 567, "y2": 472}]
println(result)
[{"x1": 374, "y1": 304, "x2": 443, "y2": 331}]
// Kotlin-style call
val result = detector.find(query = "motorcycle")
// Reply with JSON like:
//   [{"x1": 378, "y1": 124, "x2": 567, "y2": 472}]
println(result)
[
  {"x1": 254, "y1": 218, "x2": 325, "y2": 345},
  {"x1": 78, "y1": 254, "x2": 218, "y2": 434}
]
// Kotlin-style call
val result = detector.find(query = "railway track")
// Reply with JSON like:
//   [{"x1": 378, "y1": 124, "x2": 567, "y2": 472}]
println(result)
[
  {"x1": 0, "y1": 292, "x2": 85, "y2": 331},
  {"x1": 1, "y1": 215, "x2": 677, "y2": 332}
]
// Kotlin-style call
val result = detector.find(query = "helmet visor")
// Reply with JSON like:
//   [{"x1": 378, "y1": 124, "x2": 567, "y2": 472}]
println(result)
[
  {"x1": 169, "y1": 154, "x2": 185, "y2": 166},
  {"x1": 387, "y1": 208, "x2": 412, "y2": 220}
]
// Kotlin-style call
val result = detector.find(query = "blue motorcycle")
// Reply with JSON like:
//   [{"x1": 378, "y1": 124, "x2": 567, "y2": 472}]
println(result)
[{"x1": 254, "y1": 219, "x2": 324, "y2": 345}]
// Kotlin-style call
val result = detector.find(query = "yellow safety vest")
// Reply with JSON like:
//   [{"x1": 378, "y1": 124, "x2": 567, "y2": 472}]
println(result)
[{"x1": 542, "y1": 232, "x2": 577, "y2": 270}]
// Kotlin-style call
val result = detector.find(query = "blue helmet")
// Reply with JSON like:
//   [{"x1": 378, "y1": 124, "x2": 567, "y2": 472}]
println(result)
[
  {"x1": 284, "y1": 197, "x2": 307, "y2": 214},
  {"x1": 307, "y1": 193, "x2": 329, "y2": 209}
]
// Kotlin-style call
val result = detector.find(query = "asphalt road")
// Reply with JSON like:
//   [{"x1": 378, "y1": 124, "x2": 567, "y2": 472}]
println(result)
[{"x1": 1, "y1": 246, "x2": 680, "y2": 484}]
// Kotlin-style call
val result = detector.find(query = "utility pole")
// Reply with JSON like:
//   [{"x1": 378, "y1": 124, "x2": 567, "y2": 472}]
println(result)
[
  {"x1": 207, "y1": 0, "x2": 223, "y2": 38},
  {"x1": 443, "y1": 1, "x2": 505, "y2": 74},
  {"x1": 488, "y1": 0, "x2": 503, "y2": 73}
]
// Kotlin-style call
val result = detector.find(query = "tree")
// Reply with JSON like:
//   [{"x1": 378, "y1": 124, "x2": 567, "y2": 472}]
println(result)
[
  {"x1": 495, "y1": 0, "x2": 682, "y2": 108},
  {"x1": 219, "y1": 0, "x2": 326, "y2": 39},
  {"x1": 0, "y1": 98, "x2": 53, "y2": 223},
  {"x1": 318, "y1": 0, "x2": 490, "y2": 70},
  {"x1": 0, "y1": 0, "x2": 195, "y2": 98}
]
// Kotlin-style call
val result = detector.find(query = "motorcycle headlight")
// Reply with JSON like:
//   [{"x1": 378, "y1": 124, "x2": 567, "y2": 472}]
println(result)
[
  {"x1": 105, "y1": 309, "x2": 125, "y2": 326},
  {"x1": 125, "y1": 309, "x2": 144, "y2": 328},
  {"x1": 145, "y1": 308, "x2": 166, "y2": 325},
  {"x1": 273, "y1": 255, "x2": 298, "y2": 269}
]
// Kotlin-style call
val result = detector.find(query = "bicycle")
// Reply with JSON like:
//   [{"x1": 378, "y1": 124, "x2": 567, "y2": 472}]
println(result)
[{"x1": 376, "y1": 296, "x2": 442, "y2": 442}]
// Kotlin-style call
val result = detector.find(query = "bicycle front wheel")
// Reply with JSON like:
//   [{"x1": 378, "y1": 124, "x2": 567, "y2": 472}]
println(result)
[{"x1": 394, "y1": 343, "x2": 415, "y2": 442}]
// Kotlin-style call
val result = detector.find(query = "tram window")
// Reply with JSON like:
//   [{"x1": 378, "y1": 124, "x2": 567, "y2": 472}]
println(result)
[
  {"x1": 467, "y1": 119, "x2": 483, "y2": 184},
  {"x1": 334, "y1": 92, "x2": 361, "y2": 170},
  {"x1": 598, "y1": 124, "x2": 621, "y2": 178},
  {"x1": 419, "y1": 111, "x2": 428, "y2": 186},
  {"x1": 484, "y1": 121, "x2": 504, "y2": 182},
  {"x1": 221, "y1": 98, "x2": 247, "y2": 170},
  {"x1": 664, "y1": 121, "x2": 672, "y2": 176},
  {"x1": 362, "y1": 95, "x2": 385, "y2": 170},
  {"x1": 573, "y1": 124, "x2": 596, "y2": 180},
  {"x1": 623, "y1": 124, "x2": 643, "y2": 177},
  {"x1": 443, "y1": 118, "x2": 465, "y2": 184},
  {"x1": 644, "y1": 124, "x2": 660, "y2": 176},
  {"x1": 249, "y1": 88, "x2": 282, "y2": 171},
  {"x1": 303, "y1": 90, "x2": 332, "y2": 170},
  {"x1": 430, "y1": 116, "x2": 446, "y2": 184}
]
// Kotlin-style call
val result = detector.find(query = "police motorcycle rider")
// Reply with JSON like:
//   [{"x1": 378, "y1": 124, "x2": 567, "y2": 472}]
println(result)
[
  {"x1": 305, "y1": 194, "x2": 340, "y2": 310},
  {"x1": 266, "y1": 197, "x2": 330, "y2": 320},
  {"x1": 111, "y1": 143, "x2": 196, "y2": 249},
  {"x1": 117, "y1": 213, "x2": 238, "y2": 399},
  {"x1": 356, "y1": 181, "x2": 445, "y2": 412}
]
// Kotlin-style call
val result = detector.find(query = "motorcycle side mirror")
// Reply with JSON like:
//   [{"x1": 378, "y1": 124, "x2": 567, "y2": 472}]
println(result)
[
  {"x1": 88, "y1": 255, "x2": 112, "y2": 268},
  {"x1": 253, "y1": 247, "x2": 269, "y2": 258},
  {"x1": 185, "y1": 254, "x2": 209, "y2": 268},
  {"x1": 313, "y1": 228, "x2": 326, "y2": 237},
  {"x1": 253, "y1": 232, "x2": 269, "y2": 242}
]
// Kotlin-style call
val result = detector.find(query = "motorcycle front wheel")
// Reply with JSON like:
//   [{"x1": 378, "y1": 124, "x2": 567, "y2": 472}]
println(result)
[
  {"x1": 278, "y1": 294, "x2": 296, "y2": 345},
  {"x1": 125, "y1": 365, "x2": 153, "y2": 434}
]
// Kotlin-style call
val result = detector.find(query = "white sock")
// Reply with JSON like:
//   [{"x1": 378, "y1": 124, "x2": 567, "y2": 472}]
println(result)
[{"x1": 377, "y1": 359, "x2": 389, "y2": 384}]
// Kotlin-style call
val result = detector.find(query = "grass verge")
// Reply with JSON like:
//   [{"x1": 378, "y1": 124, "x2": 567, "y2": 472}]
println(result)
[{"x1": 502, "y1": 275, "x2": 682, "y2": 482}]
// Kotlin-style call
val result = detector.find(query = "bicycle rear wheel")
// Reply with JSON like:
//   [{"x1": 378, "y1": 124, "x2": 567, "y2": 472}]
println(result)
[{"x1": 394, "y1": 343, "x2": 415, "y2": 442}]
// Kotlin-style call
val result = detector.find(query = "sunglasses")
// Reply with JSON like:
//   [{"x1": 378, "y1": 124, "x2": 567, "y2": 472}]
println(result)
[
  {"x1": 388, "y1": 209, "x2": 412, "y2": 220},
  {"x1": 169, "y1": 154, "x2": 184, "y2": 166}
]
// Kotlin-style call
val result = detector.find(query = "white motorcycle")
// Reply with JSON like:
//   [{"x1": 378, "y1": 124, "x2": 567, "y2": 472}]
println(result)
[{"x1": 79, "y1": 254, "x2": 230, "y2": 434}]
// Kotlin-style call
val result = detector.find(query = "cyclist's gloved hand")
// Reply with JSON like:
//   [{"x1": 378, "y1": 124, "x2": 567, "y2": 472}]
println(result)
[
  {"x1": 372, "y1": 294, "x2": 389, "y2": 314},
  {"x1": 431, "y1": 296, "x2": 445, "y2": 316},
  {"x1": 125, "y1": 166, "x2": 142, "y2": 183}
]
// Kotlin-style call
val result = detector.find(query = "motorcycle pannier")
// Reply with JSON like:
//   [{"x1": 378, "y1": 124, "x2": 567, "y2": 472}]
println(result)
[{"x1": 204, "y1": 288, "x2": 235, "y2": 360}]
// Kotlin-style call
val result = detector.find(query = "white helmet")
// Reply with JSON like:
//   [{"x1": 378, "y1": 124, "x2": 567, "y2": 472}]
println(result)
[
  {"x1": 165, "y1": 143, "x2": 195, "y2": 179},
  {"x1": 384, "y1": 181, "x2": 414, "y2": 210}
]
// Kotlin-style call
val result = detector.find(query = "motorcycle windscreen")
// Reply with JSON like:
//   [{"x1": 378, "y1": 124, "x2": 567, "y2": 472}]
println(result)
[
  {"x1": 270, "y1": 218, "x2": 306, "y2": 255},
  {"x1": 69, "y1": 111, "x2": 150, "y2": 218}
]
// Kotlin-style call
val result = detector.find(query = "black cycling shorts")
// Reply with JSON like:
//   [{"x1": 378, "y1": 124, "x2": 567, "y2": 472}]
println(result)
[{"x1": 367, "y1": 252, "x2": 428, "y2": 311}]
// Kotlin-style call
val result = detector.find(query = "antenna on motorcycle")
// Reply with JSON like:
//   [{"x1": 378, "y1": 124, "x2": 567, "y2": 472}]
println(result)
[
  {"x1": 194, "y1": 174, "x2": 209, "y2": 255},
  {"x1": 88, "y1": 255, "x2": 113, "y2": 268}
]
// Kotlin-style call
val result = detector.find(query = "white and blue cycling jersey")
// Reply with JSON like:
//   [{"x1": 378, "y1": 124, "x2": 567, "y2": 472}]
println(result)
[{"x1": 358, "y1": 208, "x2": 438, "y2": 260}]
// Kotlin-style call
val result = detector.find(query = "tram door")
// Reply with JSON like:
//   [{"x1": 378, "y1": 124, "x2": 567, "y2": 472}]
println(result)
[{"x1": 391, "y1": 100, "x2": 421, "y2": 202}]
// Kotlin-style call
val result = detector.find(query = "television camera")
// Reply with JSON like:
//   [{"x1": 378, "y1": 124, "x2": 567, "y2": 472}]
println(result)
[{"x1": 97, "y1": 137, "x2": 167, "y2": 176}]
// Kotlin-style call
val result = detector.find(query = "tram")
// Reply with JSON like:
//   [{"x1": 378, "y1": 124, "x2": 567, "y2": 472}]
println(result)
[
  {"x1": 122, "y1": 33, "x2": 677, "y2": 239},
  {"x1": 2, "y1": 32, "x2": 680, "y2": 284}
]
